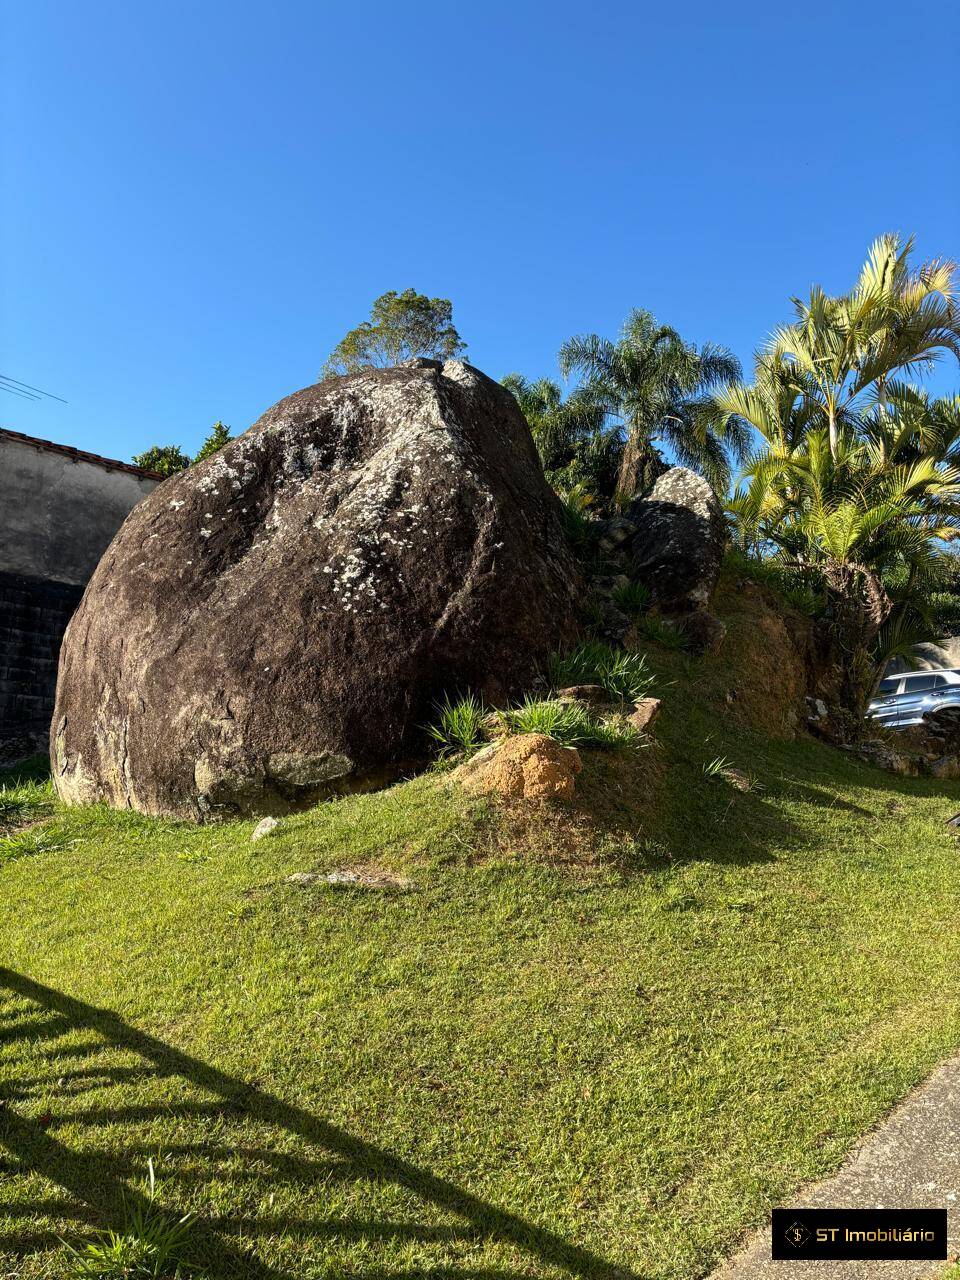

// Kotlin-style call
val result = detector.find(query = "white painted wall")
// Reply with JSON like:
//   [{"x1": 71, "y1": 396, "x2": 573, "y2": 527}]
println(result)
[{"x1": 0, "y1": 433, "x2": 159, "y2": 586}]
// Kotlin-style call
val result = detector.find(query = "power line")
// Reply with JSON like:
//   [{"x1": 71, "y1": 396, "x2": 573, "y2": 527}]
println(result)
[
  {"x1": 0, "y1": 373, "x2": 68, "y2": 404},
  {"x1": 0, "y1": 383, "x2": 41, "y2": 401}
]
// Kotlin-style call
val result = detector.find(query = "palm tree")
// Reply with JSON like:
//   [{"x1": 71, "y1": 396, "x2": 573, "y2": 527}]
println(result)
[
  {"x1": 557, "y1": 310, "x2": 745, "y2": 499},
  {"x1": 727, "y1": 387, "x2": 960, "y2": 725},
  {"x1": 768, "y1": 235, "x2": 959, "y2": 458},
  {"x1": 501, "y1": 373, "x2": 622, "y2": 504}
]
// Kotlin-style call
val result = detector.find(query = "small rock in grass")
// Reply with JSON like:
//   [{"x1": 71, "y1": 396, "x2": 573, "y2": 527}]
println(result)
[
  {"x1": 285, "y1": 864, "x2": 411, "y2": 890},
  {"x1": 251, "y1": 816, "x2": 279, "y2": 842},
  {"x1": 556, "y1": 684, "x2": 610, "y2": 709},
  {"x1": 286, "y1": 871, "x2": 321, "y2": 885},
  {"x1": 326, "y1": 869, "x2": 362, "y2": 886},
  {"x1": 627, "y1": 697, "x2": 661, "y2": 733},
  {"x1": 678, "y1": 610, "x2": 726, "y2": 655}
]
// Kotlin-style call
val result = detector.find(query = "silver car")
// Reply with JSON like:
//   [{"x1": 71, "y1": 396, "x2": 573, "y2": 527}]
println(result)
[{"x1": 867, "y1": 668, "x2": 960, "y2": 729}]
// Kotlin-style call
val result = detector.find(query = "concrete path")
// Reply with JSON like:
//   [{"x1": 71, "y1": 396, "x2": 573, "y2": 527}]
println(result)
[{"x1": 709, "y1": 1056, "x2": 960, "y2": 1280}]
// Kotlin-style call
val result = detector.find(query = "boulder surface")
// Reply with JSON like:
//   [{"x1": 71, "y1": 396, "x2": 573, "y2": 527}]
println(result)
[{"x1": 52, "y1": 360, "x2": 581, "y2": 818}]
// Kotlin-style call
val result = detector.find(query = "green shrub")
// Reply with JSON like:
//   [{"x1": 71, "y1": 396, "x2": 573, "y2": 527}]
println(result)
[
  {"x1": 928, "y1": 590, "x2": 960, "y2": 630},
  {"x1": 503, "y1": 696, "x2": 642, "y2": 749},
  {"x1": 425, "y1": 693, "x2": 487, "y2": 757},
  {"x1": 558, "y1": 502, "x2": 596, "y2": 553},
  {"x1": 547, "y1": 641, "x2": 655, "y2": 702}
]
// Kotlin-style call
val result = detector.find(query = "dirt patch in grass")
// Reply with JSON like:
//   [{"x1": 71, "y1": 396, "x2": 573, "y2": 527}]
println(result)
[{"x1": 475, "y1": 744, "x2": 666, "y2": 874}]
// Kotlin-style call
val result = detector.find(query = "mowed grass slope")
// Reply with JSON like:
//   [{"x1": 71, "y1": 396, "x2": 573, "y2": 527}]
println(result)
[{"x1": 2, "y1": 588, "x2": 960, "y2": 1279}]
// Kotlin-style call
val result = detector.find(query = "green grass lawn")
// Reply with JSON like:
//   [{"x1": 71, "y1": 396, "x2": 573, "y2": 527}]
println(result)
[{"x1": 3, "y1": 607, "x2": 960, "y2": 1279}]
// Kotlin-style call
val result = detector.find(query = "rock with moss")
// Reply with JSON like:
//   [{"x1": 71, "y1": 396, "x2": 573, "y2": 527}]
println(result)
[{"x1": 52, "y1": 360, "x2": 581, "y2": 819}]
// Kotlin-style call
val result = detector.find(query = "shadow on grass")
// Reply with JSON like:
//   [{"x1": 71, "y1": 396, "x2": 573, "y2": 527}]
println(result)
[
  {"x1": 0, "y1": 756, "x2": 51, "y2": 787},
  {"x1": 0, "y1": 968, "x2": 639, "y2": 1280}
]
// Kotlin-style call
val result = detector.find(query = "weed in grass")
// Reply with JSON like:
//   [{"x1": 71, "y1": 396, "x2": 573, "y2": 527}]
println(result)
[
  {"x1": 547, "y1": 641, "x2": 655, "y2": 702},
  {"x1": 0, "y1": 827, "x2": 72, "y2": 863},
  {"x1": 0, "y1": 775, "x2": 54, "y2": 834},
  {"x1": 702, "y1": 755, "x2": 733, "y2": 779},
  {"x1": 176, "y1": 849, "x2": 209, "y2": 865},
  {"x1": 62, "y1": 1160, "x2": 193, "y2": 1279},
  {"x1": 611, "y1": 581, "x2": 651, "y2": 616},
  {"x1": 425, "y1": 693, "x2": 487, "y2": 757},
  {"x1": 701, "y1": 755, "x2": 759, "y2": 793}
]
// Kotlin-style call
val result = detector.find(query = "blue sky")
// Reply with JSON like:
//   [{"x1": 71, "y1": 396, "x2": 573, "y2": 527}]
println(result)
[{"x1": 3, "y1": 0, "x2": 958, "y2": 463}]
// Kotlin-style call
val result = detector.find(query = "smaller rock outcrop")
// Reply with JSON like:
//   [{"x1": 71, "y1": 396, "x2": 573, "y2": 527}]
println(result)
[
  {"x1": 556, "y1": 685, "x2": 611, "y2": 709},
  {"x1": 626, "y1": 467, "x2": 726, "y2": 613},
  {"x1": 677, "y1": 611, "x2": 726, "y2": 655},
  {"x1": 841, "y1": 740, "x2": 920, "y2": 776},
  {"x1": 585, "y1": 467, "x2": 727, "y2": 653},
  {"x1": 456, "y1": 734, "x2": 582, "y2": 800}
]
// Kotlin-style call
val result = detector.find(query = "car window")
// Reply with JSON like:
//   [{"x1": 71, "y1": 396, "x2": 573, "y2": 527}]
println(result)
[
  {"x1": 902, "y1": 675, "x2": 941, "y2": 693},
  {"x1": 877, "y1": 678, "x2": 901, "y2": 694}
]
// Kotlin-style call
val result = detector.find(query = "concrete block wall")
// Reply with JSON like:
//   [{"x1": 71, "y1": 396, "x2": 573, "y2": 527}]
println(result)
[
  {"x1": 0, "y1": 429, "x2": 160, "y2": 746},
  {"x1": 0, "y1": 571, "x2": 84, "y2": 738}
]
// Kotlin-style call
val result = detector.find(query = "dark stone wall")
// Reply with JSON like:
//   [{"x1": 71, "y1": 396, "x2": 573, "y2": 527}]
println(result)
[{"x1": 0, "y1": 571, "x2": 84, "y2": 742}]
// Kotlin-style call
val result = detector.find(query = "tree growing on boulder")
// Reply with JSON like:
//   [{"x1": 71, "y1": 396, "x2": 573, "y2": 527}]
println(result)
[
  {"x1": 193, "y1": 420, "x2": 233, "y2": 463},
  {"x1": 321, "y1": 289, "x2": 467, "y2": 377}
]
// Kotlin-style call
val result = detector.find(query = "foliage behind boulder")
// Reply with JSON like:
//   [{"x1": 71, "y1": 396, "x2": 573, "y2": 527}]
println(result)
[{"x1": 52, "y1": 360, "x2": 581, "y2": 819}]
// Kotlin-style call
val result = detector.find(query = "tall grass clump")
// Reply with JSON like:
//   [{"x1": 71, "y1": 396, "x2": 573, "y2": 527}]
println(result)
[
  {"x1": 611, "y1": 581, "x2": 650, "y2": 616},
  {"x1": 62, "y1": 1159, "x2": 193, "y2": 1279},
  {"x1": 503, "y1": 696, "x2": 643, "y2": 749},
  {"x1": 632, "y1": 614, "x2": 688, "y2": 650},
  {"x1": 547, "y1": 641, "x2": 655, "y2": 702},
  {"x1": 426, "y1": 693, "x2": 487, "y2": 758}
]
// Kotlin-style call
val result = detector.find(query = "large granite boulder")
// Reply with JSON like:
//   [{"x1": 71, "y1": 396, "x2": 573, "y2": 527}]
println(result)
[
  {"x1": 626, "y1": 467, "x2": 726, "y2": 612},
  {"x1": 52, "y1": 360, "x2": 581, "y2": 819}
]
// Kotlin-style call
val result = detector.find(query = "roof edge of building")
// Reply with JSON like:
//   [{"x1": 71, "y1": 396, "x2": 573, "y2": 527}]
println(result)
[{"x1": 0, "y1": 427, "x2": 165, "y2": 481}]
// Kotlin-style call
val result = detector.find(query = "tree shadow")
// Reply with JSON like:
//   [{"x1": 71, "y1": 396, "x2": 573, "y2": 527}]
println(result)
[{"x1": 0, "y1": 968, "x2": 640, "y2": 1280}]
